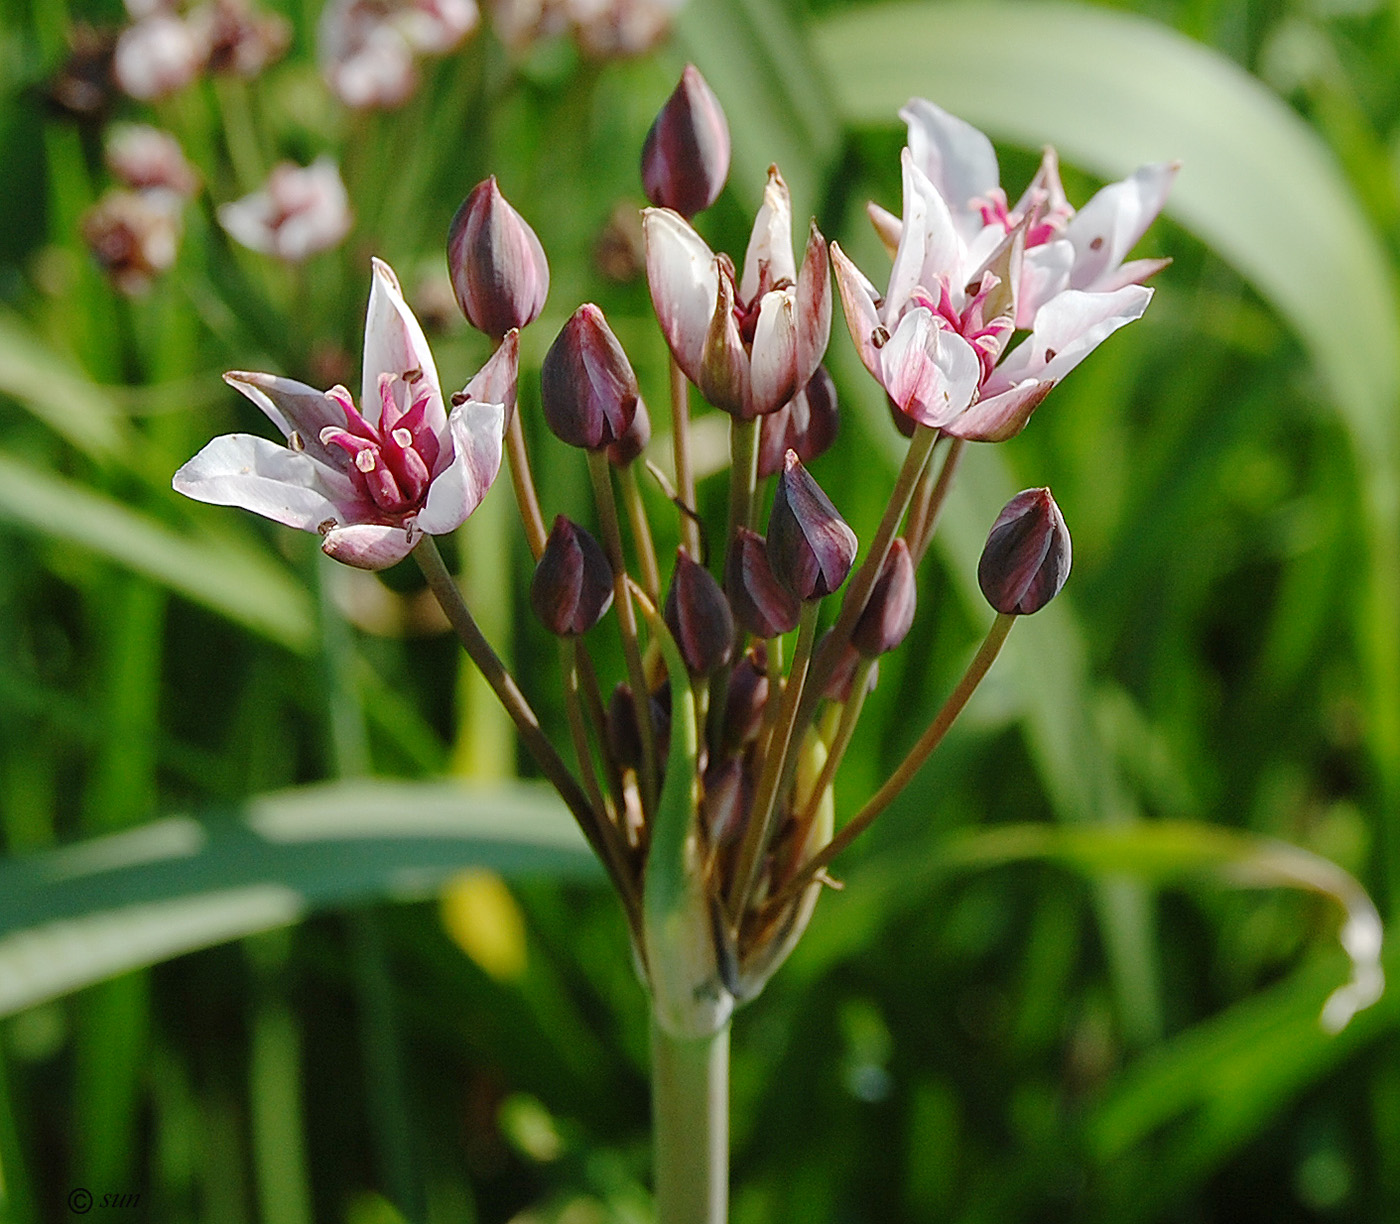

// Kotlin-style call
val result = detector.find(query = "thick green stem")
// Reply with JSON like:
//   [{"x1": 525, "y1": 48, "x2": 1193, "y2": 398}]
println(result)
[{"x1": 651, "y1": 1019, "x2": 729, "y2": 1224}]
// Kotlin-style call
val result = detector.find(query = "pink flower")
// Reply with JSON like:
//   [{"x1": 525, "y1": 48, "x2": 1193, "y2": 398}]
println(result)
[
  {"x1": 319, "y1": 0, "x2": 477, "y2": 108},
  {"x1": 832, "y1": 103, "x2": 1169, "y2": 440},
  {"x1": 174, "y1": 259, "x2": 512, "y2": 570},
  {"x1": 218, "y1": 158, "x2": 353, "y2": 261},
  {"x1": 113, "y1": 11, "x2": 204, "y2": 100},
  {"x1": 643, "y1": 165, "x2": 830, "y2": 420},
  {"x1": 105, "y1": 124, "x2": 200, "y2": 198}
]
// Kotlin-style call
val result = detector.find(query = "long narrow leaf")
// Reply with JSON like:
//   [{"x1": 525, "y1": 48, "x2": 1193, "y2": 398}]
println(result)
[{"x1": 0, "y1": 779, "x2": 595, "y2": 1016}]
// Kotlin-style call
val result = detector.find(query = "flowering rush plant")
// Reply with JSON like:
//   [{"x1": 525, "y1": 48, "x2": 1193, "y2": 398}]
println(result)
[{"x1": 173, "y1": 66, "x2": 1378, "y2": 1224}]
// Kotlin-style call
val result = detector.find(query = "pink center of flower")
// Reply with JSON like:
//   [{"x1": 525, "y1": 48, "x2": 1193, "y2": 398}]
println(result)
[
  {"x1": 320, "y1": 370, "x2": 443, "y2": 517},
  {"x1": 971, "y1": 187, "x2": 1070, "y2": 250},
  {"x1": 906, "y1": 275, "x2": 1014, "y2": 386}
]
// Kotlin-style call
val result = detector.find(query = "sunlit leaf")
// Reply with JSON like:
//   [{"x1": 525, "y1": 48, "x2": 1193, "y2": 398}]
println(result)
[{"x1": 0, "y1": 779, "x2": 594, "y2": 1016}]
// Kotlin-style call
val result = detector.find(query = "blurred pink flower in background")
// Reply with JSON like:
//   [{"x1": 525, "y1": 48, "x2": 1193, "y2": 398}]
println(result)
[
  {"x1": 319, "y1": 0, "x2": 477, "y2": 108},
  {"x1": 218, "y1": 158, "x2": 353, "y2": 261}
]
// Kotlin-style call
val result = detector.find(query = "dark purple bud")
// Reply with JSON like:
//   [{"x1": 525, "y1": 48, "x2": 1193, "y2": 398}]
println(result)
[
  {"x1": 530, "y1": 515, "x2": 614, "y2": 636},
  {"x1": 852, "y1": 537, "x2": 916, "y2": 658},
  {"x1": 447, "y1": 176, "x2": 550, "y2": 339},
  {"x1": 766, "y1": 451, "x2": 858, "y2": 601},
  {"x1": 607, "y1": 682, "x2": 671, "y2": 772},
  {"x1": 641, "y1": 64, "x2": 731, "y2": 218},
  {"x1": 818, "y1": 630, "x2": 879, "y2": 703},
  {"x1": 725, "y1": 527, "x2": 799, "y2": 638},
  {"x1": 541, "y1": 304, "x2": 638, "y2": 450},
  {"x1": 723, "y1": 645, "x2": 769, "y2": 750},
  {"x1": 758, "y1": 365, "x2": 839, "y2": 479},
  {"x1": 978, "y1": 487, "x2": 1072, "y2": 615},
  {"x1": 702, "y1": 753, "x2": 751, "y2": 848},
  {"x1": 607, "y1": 393, "x2": 651, "y2": 467},
  {"x1": 664, "y1": 549, "x2": 735, "y2": 677}
]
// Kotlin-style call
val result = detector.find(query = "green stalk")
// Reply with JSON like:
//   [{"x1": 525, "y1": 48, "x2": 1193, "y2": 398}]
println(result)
[
  {"x1": 727, "y1": 601, "x2": 821, "y2": 922},
  {"x1": 909, "y1": 436, "x2": 965, "y2": 566},
  {"x1": 505, "y1": 411, "x2": 548, "y2": 561},
  {"x1": 618, "y1": 461, "x2": 662, "y2": 601},
  {"x1": 669, "y1": 355, "x2": 701, "y2": 557},
  {"x1": 725, "y1": 416, "x2": 759, "y2": 560},
  {"x1": 588, "y1": 451, "x2": 659, "y2": 817},
  {"x1": 651, "y1": 1020, "x2": 730, "y2": 1224},
  {"x1": 794, "y1": 656, "x2": 876, "y2": 829},
  {"x1": 768, "y1": 613, "x2": 1016, "y2": 911}
]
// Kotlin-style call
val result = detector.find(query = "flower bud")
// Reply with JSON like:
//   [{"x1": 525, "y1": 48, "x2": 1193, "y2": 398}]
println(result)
[
  {"x1": 766, "y1": 450, "x2": 857, "y2": 601},
  {"x1": 607, "y1": 681, "x2": 670, "y2": 771},
  {"x1": 641, "y1": 64, "x2": 730, "y2": 218},
  {"x1": 977, "y1": 487, "x2": 1071, "y2": 615},
  {"x1": 530, "y1": 515, "x2": 614, "y2": 635},
  {"x1": 852, "y1": 537, "x2": 916, "y2": 657},
  {"x1": 665, "y1": 549, "x2": 735, "y2": 677},
  {"x1": 725, "y1": 527, "x2": 799, "y2": 638},
  {"x1": 702, "y1": 753, "x2": 751, "y2": 848},
  {"x1": 446, "y1": 176, "x2": 549, "y2": 338},
  {"x1": 818, "y1": 631, "x2": 878, "y2": 703},
  {"x1": 607, "y1": 393, "x2": 651, "y2": 467},
  {"x1": 541, "y1": 303, "x2": 638, "y2": 450},
  {"x1": 723, "y1": 646, "x2": 769, "y2": 750},
  {"x1": 758, "y1": 365, "x2": 839, "y2": 478}
]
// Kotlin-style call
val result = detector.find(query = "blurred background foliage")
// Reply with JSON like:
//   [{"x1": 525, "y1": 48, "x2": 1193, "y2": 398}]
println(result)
[{"x1": 2, "y1": 0, "x2": 1399, "y2": 1217}]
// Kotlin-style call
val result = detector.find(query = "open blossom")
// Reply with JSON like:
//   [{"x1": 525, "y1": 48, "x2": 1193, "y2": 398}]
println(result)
[
  {"x1": 644, "y1": 165, "x2": 830, "y2": 420},
  {"x1": 113, "y1": 11, "x2": 204, "y2": 99},
  {"x1": 832, "y1": 104, "x2": 1168, "y2": 440},
  {"x1": 173, "y1": 259, "x2": 511, "y2": 570},
  {"x1": 82, "y1": 189, "x2": 183, "y2": 295},
  {"x1": 899, "y1": 99, "x2": 1176, "y2": 323},
  {"x1": 105, "y1": 124, "x2": 200, "y2": 198},
  {"x1": 218, "y1": 159, "x2": 353, "y2": 261}
]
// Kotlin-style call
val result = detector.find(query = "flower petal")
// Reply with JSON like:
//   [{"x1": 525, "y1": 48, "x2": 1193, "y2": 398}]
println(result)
[
  {"x1": 739, "y1": 165, "x2": 795, "y2": 301},
  {"x1": 830, "y1": 241, "x2": 884, "y2": 380},
  {"x1": 172, "y1": 432, "x2": 360, "y2": 529},
  {"x1": 900, "y1": 97, "x2": 1000, "y2": 238},
  {"x1": 748, "y1": 290, "x2": 799, "y2": 418},
  {"x1": 643, "y1": 207, "x2": 718, "y2": 386},
  {"x1": 945, "y1": 379, "x2": 1053, "y2": 442},
  {"x1": 321, "y1": 521, "x2": 418, "y2": 570},
  {"x1": 461, "y1": 327, "x2": 519, "y2": 429},
  {"x1": 880, "y1": 309, "x2": 981, "y2": 428},
  {"x1": 794, "y1": 219, "x2": 831, "y2": 388},
  {"x1": 362, "y1": 257, "x2": 443, "y2": 430},
  {"x1": 1063, "y1": 162, "x2": 1178, "y2": 291},
  {"x1": 698, "y1": 266, "x2": 750, "y2": 415},
  {"x1": 223, "y1": 370, "x2": 348, "y2": 469},
  {"x1": 887, "y1": 150, "x2": 963, "y2": 317},
  {"x1": 986, "y1": 286, "x2": 1152, "y2": 394},
  {"x1": 416, "y1": 398, "x2": 505, "y2": 533}
]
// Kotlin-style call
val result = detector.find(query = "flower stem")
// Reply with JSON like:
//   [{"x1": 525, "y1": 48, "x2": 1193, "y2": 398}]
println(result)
[
  {"x1": 794, "y1": 656, "x2": 875, "y2": 829},
  {"x1": 505, "y1": 411, "x2": 548, "y2": 561},
  {"x1": 618, "y1": 461, "x2": 662, "y2": 602},
  {"x1": 725, "y1": 416, "x2": 759, "y2": 560},
  {"x1": 588, "y1": 450, "x2": 659, "y2": 818},
  {"x1": 669, "y1": 355, "x2": 701, "y2": 557},
  {"x1": 651, "y1": 1018, "x2": 729, "y2": 1224},
  {"x1": 413, "y1": 536, "x2": 636, "y2": 913},
  {"x1": 727, "y1": 600, "x2": 820, "y2": 923},
  {"x1": 909, "y1": 436, "x2": 965, "y2": 566},
  {"x1": 767, "y1": 612, "x2": 1016, "y2": 911}
]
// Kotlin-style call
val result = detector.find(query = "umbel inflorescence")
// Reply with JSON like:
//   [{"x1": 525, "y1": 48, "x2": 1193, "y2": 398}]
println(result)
[{"x1": 174, "y1": 68, "x2": 1173, "y2": 1037}]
